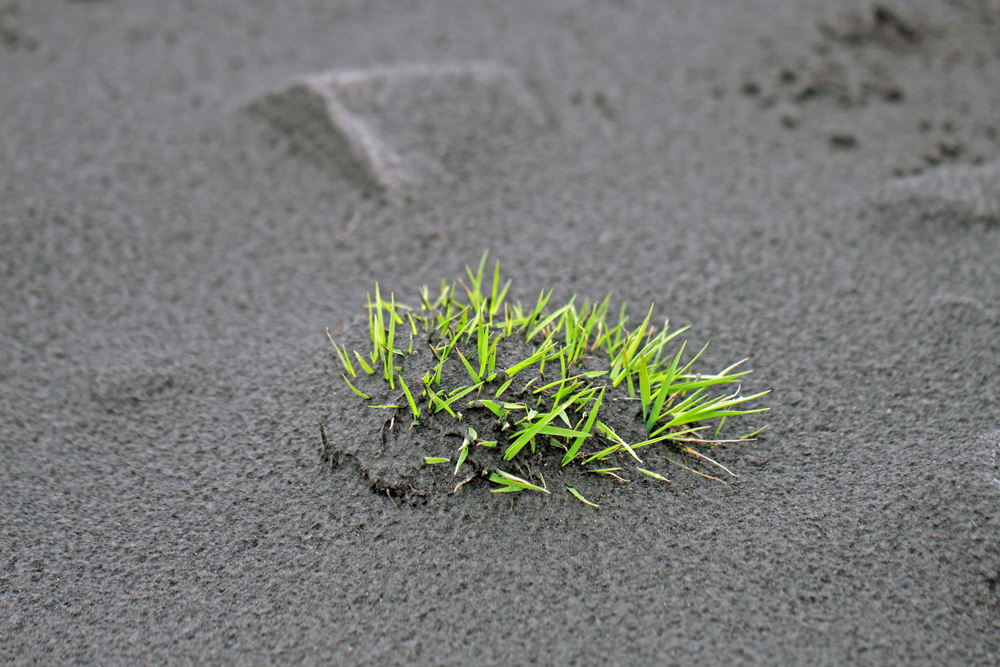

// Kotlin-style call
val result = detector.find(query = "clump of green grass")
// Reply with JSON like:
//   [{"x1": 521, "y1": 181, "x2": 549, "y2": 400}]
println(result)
[{"x1": 331, "y1": 252, "x2": 769, "y2": 506}]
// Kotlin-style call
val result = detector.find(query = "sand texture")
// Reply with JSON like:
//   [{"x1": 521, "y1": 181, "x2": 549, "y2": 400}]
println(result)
[{"x1": 2, "y1": 1, "x2": 999, "y2": 665}]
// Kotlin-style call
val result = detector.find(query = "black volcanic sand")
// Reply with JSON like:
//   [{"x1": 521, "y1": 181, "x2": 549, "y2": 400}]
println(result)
[{"x1": 2, "y1": 2, "x2": 1000, "y2": 665}]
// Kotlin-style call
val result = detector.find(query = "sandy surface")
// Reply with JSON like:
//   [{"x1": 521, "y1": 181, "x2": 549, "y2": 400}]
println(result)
[{"x1": 2, "y1": 1, "x2": 1000, "y2": 664}]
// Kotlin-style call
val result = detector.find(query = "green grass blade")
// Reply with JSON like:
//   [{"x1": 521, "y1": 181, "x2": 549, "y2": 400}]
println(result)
[
  {"x1": 352, "y1": 351, "x2": 374, "y2": 375},
  {"x1": 566, "y1": 487, "x2": 599, "y2": 508},
  {"x1": 489, "y1": 470, "x2": 550, "y2": 494},
  {"x1": 466, "y1": 250, "x2": 489, "y2": 308},
  {"x1": 660, "y1": 370, "x2": 753, "y2": 395},
  {"x1": 636, "y1": 467, "x2": 669, "y2": 482},
  {"x1": 536, "y1": 425, "x2": 592, "y2": 439},
  {"x1": 740, "y1": 425, "x2": 767, "y2": 440},
  {"x1": 342, "y1": 375, "x2": 371, "y2": 399},
  {"x1": 372, "y1": 286, "x2": 385, "y2": 367},
  {"x1": 672, "y1": 341, "x2": 711, "y2": 383},
  {"x1": 477, "y1": 318, "x2": 489, "y2": 379},
  {"x1": 486, "y1": 332, "x2": 502, "y2": 380},
  {"x1": 614, "y1": 324, "x2": 662, "y2": 395},
  {"x1": 469, "y1": 399, "x2": 505, "y2": 417},
  {"x1": 425, "y1": 384, "x2": 458, "y2": 418},
  {"x1": 655, "y1": 390, "x2": 771, "y2": 433},
  {"x1": 552, "y1": 379, "x2": 583, "y2": 405},
  {"x1": 491, "y1": 273, "x2": 512, "y2": 317},
  {"x1": 562, "y1": 386, "x2": 604, "y2": 466},
  {"x1": 647, "y1": 341, "x2": 686, "y2": 431},
  {"x1": 522, "y1": 289, "x2": 553, "y2": 334},
  {"x1": 455, "y1": 348, "x2": 482, "y2": 384},
  {"x1": 432, "y1": 356, "x2": 446, "y2": 386},
  {"x1": 443, "y1": 383, "x2": 482, "y2": 410},
  {"x1": 398, "y1": 374, "x2": 420, "y2": 423},
  {"x1": 503, "y1": 395, "x2": 576, "y2": 461},
  {"x1": 632, "y1": 426, "x2": 707, "y2": 448},
  {"x1": 327, "y1": 329, "x2": 356, "y2": 377},
  {"x1": 526, "y1": 300, "x2": 574, "y2": 343},
  {"x1": 714, "y1": 415, "x2": 727, "y2": 438},
  {"x1": 495, "y1": 376, "x2": 514, "y2": 398},
  {"x1": 454, "y1": 444, "x2": 469, "y2": 476},
  {"x1": 384, "y1": 293, "x2": 397, "y2": 388},
  {"x1": 638, "y1": 354, "x2": 651, "y2": 423},
  {"x1": 424, "y1": 457, "x2": 449, "y2": 464},
  {"x1": 504, "y1": 340, "x2": 556, "y2": 378},
  {"x1": 582, "y1": 442, "x2": 624, "y2": 464},
  {"x1": 595, "y1": 420, "x2": 642, "y2": 463}
]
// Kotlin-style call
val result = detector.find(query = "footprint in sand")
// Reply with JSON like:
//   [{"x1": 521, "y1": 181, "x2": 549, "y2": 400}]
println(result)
[
  {"x1": 869, "y1": 160, "x2": 1000, "y2": 229},
  {"x1": 246, "y1": 61, "x2": 547, "y2": 203}
]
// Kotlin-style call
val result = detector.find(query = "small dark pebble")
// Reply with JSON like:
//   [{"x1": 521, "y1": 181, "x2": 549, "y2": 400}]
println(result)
[
  {"x1": 829, "y1": 133, "x2": 858, "y2": 149},
  {"x1": 882, "y1": 87, "x2": 904, "y2": 103}
]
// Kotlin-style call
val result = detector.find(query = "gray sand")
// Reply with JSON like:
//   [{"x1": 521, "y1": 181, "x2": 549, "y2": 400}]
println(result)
[{"x1": 2, "y1": 1, "x2": 999, "y2": 665}]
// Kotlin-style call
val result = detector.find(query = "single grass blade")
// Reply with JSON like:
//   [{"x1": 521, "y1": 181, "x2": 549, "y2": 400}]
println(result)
[
  {"x1": 424, "y1": 383, "x2": 458, "y2": 418},
  {"x1": 384, "y1": 293, "x2": 397, "y2": 388},
  {"x1": 454, "y1": 444, "x2": 469, "y2": 476},
  {"x1": 588, "y1": 467, "x2": 629, "y2": 482},
  {"x1": 636, "y1": 467, "x2": 669, "y2": 482},
  {"x1": 681, "y1": 446, "x2": 737, "y2": 478},
  {"x1": 486, "y1": 332, "x2": 503, "y2": 380},
  {"x1": 536, "y1": 425, "x2": 592, "y2": 439},
  {"x1": 740, "y1": 425, "x2": 768, "y2": 440},
  {"x1": 638, "y1": 354, "x2": 651, "y2": 423},
  {"x1": 566, "y1": 487, "x2": 599, "y2": 508},
  {"x1": 469, "y1": 399, "x2": 505, "y2": 417},
  {"x1": 465, "y1": 250, "x2": 489, "y2": 307},
  {"x1": 489, "y1": 261, "x2": 512, "y2": 316},
  {"x1": 663, "y1": 455, "x2": 724, "y2": 483},
  {"x1": 455, "y1": 348, "x2": 482, "y2": 384},
  {"x1": 353, "y1": 351, "x2": 375, "y2": 375},
  {"x1": 372, "y1": 286, "x2": 385, "y2": 368},
  {"x1": 342, "y1": 375, "x2": 371, "y2": 399},
  {"x1": 398, "y1": 374, "x2": 420, "y2": 423},
  {"x1": 495, "y1": 376, "x2": 514, "y2": 398}
]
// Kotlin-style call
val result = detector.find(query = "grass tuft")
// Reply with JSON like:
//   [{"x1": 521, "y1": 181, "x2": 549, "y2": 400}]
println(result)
[{"x1": 329, "y1": 252, "x2": 770, "y2": 503}]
